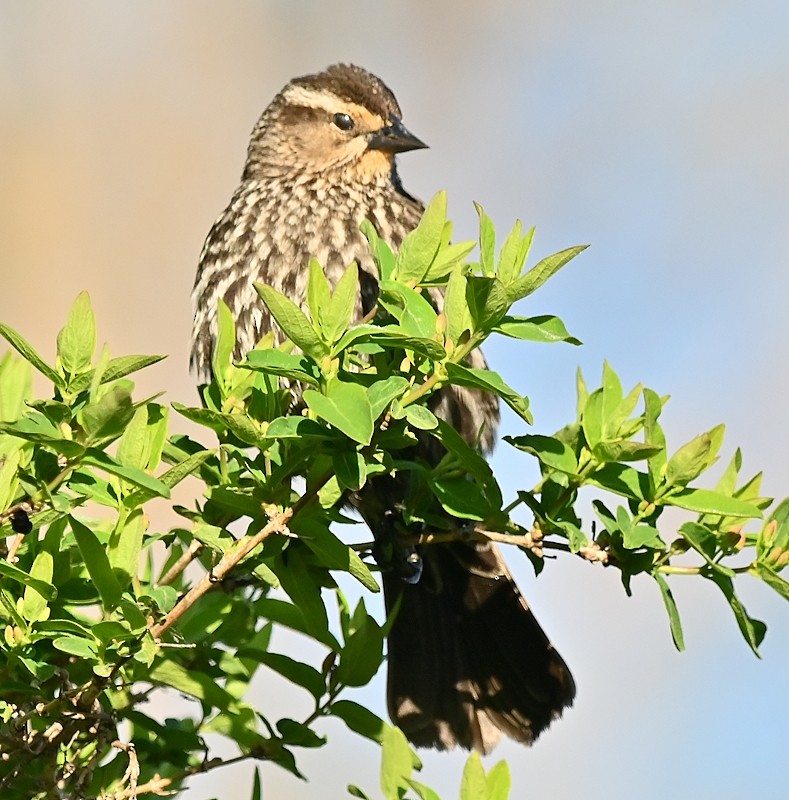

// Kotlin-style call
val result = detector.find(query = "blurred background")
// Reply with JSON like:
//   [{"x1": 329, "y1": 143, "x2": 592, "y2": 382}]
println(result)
[{"x1": 2, "y1": 2, "x2": 789, "y2": 798}]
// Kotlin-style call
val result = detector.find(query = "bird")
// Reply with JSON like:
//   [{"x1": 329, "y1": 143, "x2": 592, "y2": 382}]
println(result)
[{"x1": 190, "y1": 63, "x2": 575, "y2": 753}]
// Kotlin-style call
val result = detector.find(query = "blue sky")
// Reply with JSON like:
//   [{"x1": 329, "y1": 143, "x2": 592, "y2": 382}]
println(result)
[{"x1": 2, "y1": 3, "x2": 788, "y2": 798}]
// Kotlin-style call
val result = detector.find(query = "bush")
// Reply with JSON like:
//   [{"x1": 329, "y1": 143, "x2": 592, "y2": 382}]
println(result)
[{"x1": 0, "y1": 192, "x2": 786, "y2": 798}]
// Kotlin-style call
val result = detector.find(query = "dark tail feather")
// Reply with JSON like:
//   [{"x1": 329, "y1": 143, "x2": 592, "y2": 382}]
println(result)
[{"x1": 383, "y1": 540, "x2": 575, "y2": 753}]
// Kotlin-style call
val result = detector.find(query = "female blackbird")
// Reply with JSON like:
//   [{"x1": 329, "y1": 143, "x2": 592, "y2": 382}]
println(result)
[{"x1": 191, "y1": 63, "x2": 574, "y2": 753}]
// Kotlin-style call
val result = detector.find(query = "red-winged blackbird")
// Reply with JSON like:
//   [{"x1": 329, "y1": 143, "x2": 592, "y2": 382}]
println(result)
[{"x1": 191, "y1": 63, "x2": 574, "y2": 753}]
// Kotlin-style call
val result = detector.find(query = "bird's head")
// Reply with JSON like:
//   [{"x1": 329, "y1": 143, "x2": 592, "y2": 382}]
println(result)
[{"x1": 244, "y1": 63, "x2": 427, "y2": 182}]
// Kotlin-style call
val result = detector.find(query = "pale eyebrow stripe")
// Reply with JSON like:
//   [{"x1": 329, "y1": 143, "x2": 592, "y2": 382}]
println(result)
[
  {"x1": 281, "y1": 86, "x2": 384, "y2": 127},
  {"x1": 282, "y1": 85, "x2": 345, "y2": 113}
]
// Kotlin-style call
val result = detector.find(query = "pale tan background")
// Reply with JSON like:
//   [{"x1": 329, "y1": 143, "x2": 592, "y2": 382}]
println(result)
[{"x1": 3, "y1": 2, "x2": 789, "y2": 799}]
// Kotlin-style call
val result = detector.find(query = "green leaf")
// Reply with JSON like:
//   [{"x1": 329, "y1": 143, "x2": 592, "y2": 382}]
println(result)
[
  {"x1": 124, "y1": 447, "x2": 213, "y2": 510},
  {"x1": 0, "y1": 322, "x2": 64, "y2": 387},
  {"x1": 317, "y1": 475, "x2": 342, "y2": 508},
  {"x1": 475, "y1": 202, "x2": 496, "y2": 278},
  {"x1": 333, "y1": 322, "x2": 447, "y2": 359},
  {"x1": 242, "y1": 347, "x2": 323, "y2": 385},
  {"x1": 251, "y1": 767, "x2": 262, "y2": 800},
  {"x1": 255, "y1": 282, "x2": 327, "y2": 358},
  {"x1": 202, "y1": 703, "x2": 273, "y2": 756},
  {"x1": 254, "y1": 651, "x2": 326, "y2": 699},
  {"x1": 404, "y1": 405, "x2": 438, "y2": 431},
  {"x1": 69, "y1": 516, "x2": 123, "y2": 608},
  {"x1": 0, "y1": 411, "x2": 81, "y2": 454},
  {"x1": 665, "y1": 425, "x2": 724, "y2": 487},
  {"x1": 16, "y1": 657, "x2": 56, "y2": 682},
  {"x1": 553, "y1": 519, "x2": 589, "y2": 553},
  {"x1": 25, "y1": 398, "x2": 72, "y2": 426},
  {"x1": 96, "y1": 353, "x2": 166, "y2": 385},
  {"x1": 395, "y1": 190, "x2": 446, "y2": 283},
  {"x1": 624, "y1": 525, "x2": 664, "y2": 549},
  {"x1": 82, "y1": 449, "x2": 170, "y2": 497},
  {"x1": 118, "y1": 599, "x2": 147, "y2": 631},
  {"x1": 57, "y1": 291, "x2": 96, "y2": 374},
  {"x1": 406, "y1": 780, "x2": 441, "y2": 800},
  {"x1": 304, "y1": 380, "x2": 374, "y2": 445},
  {"x1": 0, "y1": 351, "x2": 32, "y2": 422},
  {"x1": 275, "y1": 547, "x2": 331, "y2": 642},
  {"x1": 143, "y1": 585, "x2": 178, "y2": 615},
  {"x1": 276, "y1": 718, "x2": 326, "y2": 748},
  {"x1": 330, "y1": 323, "x2": 379, "y2": 355},
  {"x1": 593, "y1": 440, "x2": 663, "y2": 463},
  {"x1": 600, "y1": 361, "x2": 623, "y2": 429},
  {"x1": 173, "y1": 403, "x2": 270, "y2": 446},
  {"x1": 0, "y1": 559, "x2": 57, "y2": 600},
  {"x1": 265, "y1": 416, "x2": 336, "y2": 439},
  {"x1": 465, "y1": 276, "x2": 509, "y2": 330},
  {"x1": 361, "y1": 219, "x2": 396, "y2": 281},
  {"x1": 653, "y1": 572, "x2": 686, "y2": 651},
  {"x1": 307, "y1": 258, "x2": 333, "y2": 333},
  {"x1": 378, "y1": 281, "x2": 439, "y2": 339},
  {"x1": 79, "y1": 385, "x2": 135, "y2": 443},
  {"x1": 505, "y1": 434, "x2": 578, "y2": 474},
  {"x1": 34, "y1": 619, "x2": 92, "y2": 638},
  {"x1": 492, "y1": 314, "x2": 581, "y2": 345},
  {"x1": 589, "y1": 462, "x2": 651, "y2": 501},
  {"x1": 20, "y1": 551, "x2": 54, "y2": 621},
  {"x1": 91, "y1": 620, "x2": 134, "y2": 643},
  {"x1": 250, "y1": 598, "x2": 340, "y2": 650},
  {"x1": 708, "y1": 572, "x2": 766, "y2": 656},
  {"x1": 337, "y1": 609, "x2": 385, "y2": 687},
  {"x1": 429, "y1": 476, "x2": 490, "y2": 521},
  {"x1": 665, "y1": 488, "x2": 762, "y2": 518},
  {"x1": 149, "y1": 659, "x2": 237, "y2": 709},
  {"x1": 380, "y1": 726, "x2": 414, "y2": 800},
  {"x1": 0, "y1": 448, "x2": 22, "y2": 511},
  {"x1": 325, "y1": 262, "x2": 360, "y2": 343},
  {"x1": 331, "y1": 700, "x2": 388, "y2": 744},
  {"x1": 432, "y1": 420, "x2": 503, "y2": 509},
  {"x1": 108, "y1": 507, "x2": 145, "y2": 584},
  {"x1": 617, "y1": 506, "x2": 663, "y2": 549},
  {"x1": 116, "y1": 406, "x2": 150, "y2": 471},
  {"x1": 643, "y1": 387, "x2": 668, "y2": 484},
  {"x1": 142, "y1": 402, "x2": 169, "y2": 471},
  {"x1": 496, "y1": 219, "x2": 529, "y2": 285},
  {"x1": 715, "y1": 447, "x2": 742, "y2": 496},
  {"x1": 581, "y1": 388, "x2": 604, "y2": 449},
  {"x1": 368, "y1": 376, "x2": 409, "y2": 419},
  {"x1": 333, "y1": 449, "x2": 367, "y2": 492},
  {"x1": 158, "y1": 448, "x2": 214, "y2": 490},
  {"x1": 575, "y1": 368, "x2": 589, "y2": 423},
  {"x1": 443, "y1": 266, "x2": 471, "y2": 345},
  {"x1": 445, "y1": 363, "x2": 532, "y2": 424},
  {"x1": 423, "y1": 239, "x2": 476, "y2": 282},
  {"x1": 298, "y1": 514, "x2": 380, "y2": 594},
  {"x1": 212, "y1": 298, "x2": 236, "y2": 383},
  {"x1": 460, "y1": 751, "x2": 487, "y2": 800},
  {"x1": 486, "y1": 760, "x2": 512, "y2": 800},
  {"x1": 507, "y1": 245, "x2": 588, "y2": 302},
  {"x1": 175, "y1": 592, "x2": 233, "y2": 643},
  {"x1": 751, "y1": 562, "x2": 789, "y2": 602},
  {"x1": 678, "y1": 522, "x2": 735, "y2": 577},
  {"x1": 53, "y1": 635, "x2": 98, "y2": 659},
  {"x1": 356, "y1": 327, "x2": 447, "y2": 361},
  {"x1": 69, "y1": 354, "x2": 168, "y2": 394},
  {"x1": 608, "y1": 382, "x2": 644, "y2": 443},
  {"x1": 757, "y1": 497, "x2": 789, "y2": 566}
]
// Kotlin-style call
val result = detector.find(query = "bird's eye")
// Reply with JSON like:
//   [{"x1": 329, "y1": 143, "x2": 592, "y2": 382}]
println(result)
[{"x1": 332, "y1": 113, "x2": 355, "y2": 132}]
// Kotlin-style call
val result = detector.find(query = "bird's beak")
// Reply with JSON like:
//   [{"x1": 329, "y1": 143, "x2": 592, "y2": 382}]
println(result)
[{"x1": 368, "y1": 116, "x2": 428, "y2": 154}]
